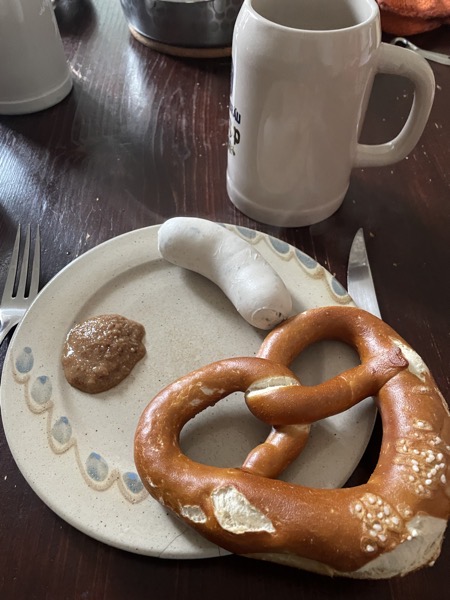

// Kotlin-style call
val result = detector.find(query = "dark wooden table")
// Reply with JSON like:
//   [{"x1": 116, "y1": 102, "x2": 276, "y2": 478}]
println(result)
[{"x1": 0, "y1": 2, "x2": 449, "y2": 599}]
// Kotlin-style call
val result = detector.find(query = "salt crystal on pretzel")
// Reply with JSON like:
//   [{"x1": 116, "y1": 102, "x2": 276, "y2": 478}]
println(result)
[{"x1": 134, "y1": 306, "x2": 450, "y2": 578}]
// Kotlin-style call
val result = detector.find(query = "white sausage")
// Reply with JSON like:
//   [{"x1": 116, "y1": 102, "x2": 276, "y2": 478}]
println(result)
[{"x1": 157, "y1": 217, "x2": 292, "y2": 329}]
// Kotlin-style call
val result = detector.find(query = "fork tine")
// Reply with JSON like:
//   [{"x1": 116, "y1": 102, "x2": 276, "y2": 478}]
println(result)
[
  {"x1": 1, "y1": 225, "x2": 21, "y2": 302},
  {"x1": 16, "y1": 224, "x2": 31, "y2": 299},
  {"x1": 28, "y1": 225, "x2": 40, "y2": 299}
]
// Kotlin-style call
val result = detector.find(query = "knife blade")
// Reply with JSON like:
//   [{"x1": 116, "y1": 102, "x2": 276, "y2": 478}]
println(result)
[{"x1": 347, "y1": 228, "x2": 382, "y2": 319}]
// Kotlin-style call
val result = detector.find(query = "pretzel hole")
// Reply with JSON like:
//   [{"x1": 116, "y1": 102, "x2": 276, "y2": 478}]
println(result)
[
  {"x1": 288, "y1": 339, "x2": 360, "y2": 386},
  {"x1": 180, "y1": 391, "x2": 271, "y2": 469},
  {"x1": 344, "y1": 413, "x2": 383, "y2": 488}
]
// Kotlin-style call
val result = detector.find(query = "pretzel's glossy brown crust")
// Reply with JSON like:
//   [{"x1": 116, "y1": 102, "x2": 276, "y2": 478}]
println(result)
[{"x1": 134, "y1": 307, "x2": 450, "y2": 577}]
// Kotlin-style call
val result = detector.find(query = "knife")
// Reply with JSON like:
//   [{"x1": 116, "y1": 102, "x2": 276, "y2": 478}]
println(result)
[
  {"x1": 390, "y1": 37, "x2": 450, "y2": 66},
  {"x1": 347, "y1": 228, "x2": 382, "y2": 319}
]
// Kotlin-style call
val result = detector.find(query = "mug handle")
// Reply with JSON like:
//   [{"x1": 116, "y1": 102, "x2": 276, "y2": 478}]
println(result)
[{"x1": 354, "y1": 43, "x2": 435, "y2": 168}]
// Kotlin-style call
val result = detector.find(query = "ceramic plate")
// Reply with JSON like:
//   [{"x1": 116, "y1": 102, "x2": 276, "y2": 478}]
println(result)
[{"x1": 1, "y1": 225, "x2": 375, "y2": 558}]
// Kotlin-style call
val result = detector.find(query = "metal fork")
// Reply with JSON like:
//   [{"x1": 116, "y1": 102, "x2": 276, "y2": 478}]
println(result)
[{"x1": 0, "y1": 225, "x2": 41, "y2": 346}]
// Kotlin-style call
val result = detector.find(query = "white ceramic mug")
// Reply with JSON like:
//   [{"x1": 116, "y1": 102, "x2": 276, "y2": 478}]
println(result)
[
  {"x1": 0, "y1": 0, "x2": 72, "y2": 115},
  {"x1": 226, "y1": 0, "x2": 435, "y2": 227}
]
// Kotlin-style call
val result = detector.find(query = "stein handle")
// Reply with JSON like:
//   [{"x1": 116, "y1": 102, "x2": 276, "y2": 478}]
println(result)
[{"x1": 354, "y1": 43, "x2": 435, "y2": 168}]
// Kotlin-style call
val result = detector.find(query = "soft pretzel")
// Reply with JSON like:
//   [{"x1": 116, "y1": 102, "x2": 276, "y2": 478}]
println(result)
[{"x1": 134, "y1": 307, "x2": 450, "y2": 578}]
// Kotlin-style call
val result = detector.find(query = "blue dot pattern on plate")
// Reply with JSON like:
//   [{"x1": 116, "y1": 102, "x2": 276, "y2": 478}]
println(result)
[
  {"x1": 236, "y1": 226, "x2": 257, "y2": 240},
  {"x1": 15, "y1": 347, "x2": 148, "y2": 502},
  {"x1": 31, "y1": 376, "x2": 52, "y2": 405},
  {"x1": 331, "y1": 277, "x2": 348, "y2": 297},
  {"x1": 86, "y1": 452, "x2": 109, "y2": 482},
  {"x1": 51, "y1": 416, "x2": 72, "y2": 445},
  {"x1": 15, "y1": 347, "x2": 34, "y2": 373},
  {"x1": 269, "y1": 236, "x2": 290, "y2": 255},
  {"x1": 123, "y1": 472, "x2": 144, "y2": 494},
  {"x1": 295, "y1": 249, "x2": 318, "y2": 270}
]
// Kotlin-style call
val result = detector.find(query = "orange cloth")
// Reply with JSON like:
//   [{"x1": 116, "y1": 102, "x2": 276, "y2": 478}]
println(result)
[{"x1": 378, "y1": 0, "x2": 450, "y2": 34}]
